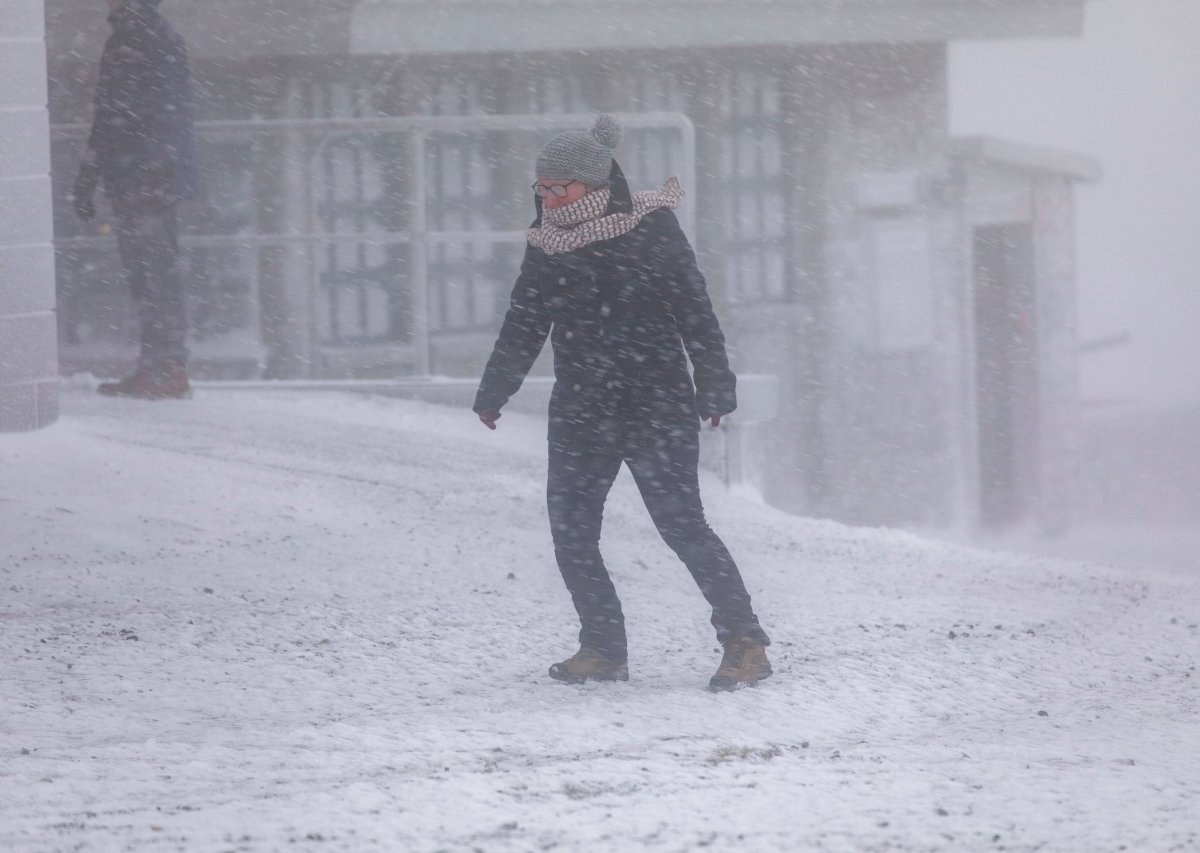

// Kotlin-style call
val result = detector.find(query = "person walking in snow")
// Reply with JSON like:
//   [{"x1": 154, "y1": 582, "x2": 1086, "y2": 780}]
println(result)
[
  {"x1": 474, "y1": 114, "x2": 772, "y2": 691},
  {"x1": 72, "y1": 0, "x2": 197, "y2": 399}
]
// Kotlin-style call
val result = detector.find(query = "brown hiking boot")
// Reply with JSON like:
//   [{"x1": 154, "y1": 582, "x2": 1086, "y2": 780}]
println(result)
[
  {"x1": 708, "y1": 638, "x2": 772, "y2": 692},
  {"x1": 98, "y1": 361, "x2": 191, "y2": 400},
  {"x1": 548, "y1": 648, "x2": 629, "y2": 684}
]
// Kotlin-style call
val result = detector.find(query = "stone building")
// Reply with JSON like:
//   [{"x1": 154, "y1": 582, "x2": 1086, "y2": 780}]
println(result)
[{"x1": 45, "y1": 0, "x2": 1098, "y2": 531}]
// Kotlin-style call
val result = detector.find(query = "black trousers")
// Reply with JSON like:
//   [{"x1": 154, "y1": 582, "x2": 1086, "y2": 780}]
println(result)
[
  {"x1": 114, "y1": 201, "x2": 187, "y2": 371},
  {"x1": 547, "y1": 431, "x2": 769, "y2": 664}
]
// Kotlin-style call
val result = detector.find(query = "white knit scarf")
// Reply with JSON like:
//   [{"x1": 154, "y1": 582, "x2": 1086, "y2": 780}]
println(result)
[{"x1": 527, "y1": 178, "x2": 685, "y2": 255}]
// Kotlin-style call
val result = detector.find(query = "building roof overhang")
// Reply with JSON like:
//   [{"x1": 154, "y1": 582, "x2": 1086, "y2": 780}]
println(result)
[
  {"x1": 349, "y1": 0, "x2": 1087, "y2": 57},
  {"x1": 48, "y1": 0, "x2": 1087, "y2": 62},
  {"x1": 953, "y1": 136, "x2": 1103, "y2": 182}
]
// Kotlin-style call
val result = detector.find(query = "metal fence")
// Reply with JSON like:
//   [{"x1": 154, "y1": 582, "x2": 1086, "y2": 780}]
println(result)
[{"x1": 51, "y1": 112, "x2": 695, "y2": 378}]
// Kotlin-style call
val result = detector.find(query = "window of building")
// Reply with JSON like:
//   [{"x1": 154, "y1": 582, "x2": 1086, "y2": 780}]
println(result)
[
  {"x1": 624, "y1": 71, "x2": 688, "y2": 194},
  {"x1": 312, "y1": 79, "x2": 404, "y2": 345},
  {"x1": 720, "y1": 70, "x2": 787, "y2": 303},
  {"x1": 420, "y1": 73, "x2": 505, "y2": 335}
]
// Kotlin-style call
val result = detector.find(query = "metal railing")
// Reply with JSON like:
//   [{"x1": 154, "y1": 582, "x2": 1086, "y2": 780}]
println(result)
[{"x1": 52, "y1": 112, "x2": 697, "y2": 377}]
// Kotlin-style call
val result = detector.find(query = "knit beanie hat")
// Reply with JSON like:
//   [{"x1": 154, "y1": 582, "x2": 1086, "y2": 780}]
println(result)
[{"x1": 535, "y1": 114, "x2": 623, "y2": 187}]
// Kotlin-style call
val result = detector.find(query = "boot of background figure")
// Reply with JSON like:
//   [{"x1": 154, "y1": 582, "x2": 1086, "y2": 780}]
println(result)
[
  {"x1": 98, "y1": 360, "x2": 191, "y2": 400},
  {"x1": 549, "y1": 648, "x2": 629, "y2": 684},
  {"x1": 708, "y1": 637, "x2": 772, "y2": 692}
]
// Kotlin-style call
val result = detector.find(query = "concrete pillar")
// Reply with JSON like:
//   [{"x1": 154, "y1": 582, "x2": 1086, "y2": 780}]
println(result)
[
  {"x1": 772, "y1": 52, "x2": 834, "y2": 515},
  {"x1": 259, "y1": 76, "x2": 317, "y2": 379},
  {"x1": 0, "y1": 0, "x2": 59, "y2": 432},
  {"x1": 687, "y1": 59, "x2": 729, "y2": 304}
]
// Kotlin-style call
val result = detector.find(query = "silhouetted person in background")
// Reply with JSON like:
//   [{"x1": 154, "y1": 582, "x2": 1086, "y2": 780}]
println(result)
[
  {"x1": 72, "y1": 0, "x2": 197, "y2": 399},
  {"x1": 475, "y1": 115, "x2": 772, "y2": 691}
]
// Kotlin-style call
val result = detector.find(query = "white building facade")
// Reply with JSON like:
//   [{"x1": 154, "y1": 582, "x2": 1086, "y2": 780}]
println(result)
[{"x1": 1, "y1": 0, "x2": 57, "y2": 432}]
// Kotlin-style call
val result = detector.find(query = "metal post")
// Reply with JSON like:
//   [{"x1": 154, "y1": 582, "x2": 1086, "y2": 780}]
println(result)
[
  {"x1": 410, "y1": 132, "x2": 430, "y2": 377},
  {"x1": 677, "y1": 113, "x2": 698, "y2": 246}
]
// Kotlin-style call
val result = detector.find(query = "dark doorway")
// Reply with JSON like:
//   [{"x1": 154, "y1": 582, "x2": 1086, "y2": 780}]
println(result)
[{"x1": 973, "y1": 224, "x2": 1039, "y2": 528}]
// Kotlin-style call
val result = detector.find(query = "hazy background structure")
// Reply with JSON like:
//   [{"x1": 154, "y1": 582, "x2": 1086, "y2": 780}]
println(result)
[
  {"x1": 950, "y1": 0, "x2": 1200, "y2": 535},
  {"x1": 0, "y1": 0, "x2": 58, "y2": 432},
  {"x1": 44, "y1": 0, "x2": 1101, "y2": 534}
]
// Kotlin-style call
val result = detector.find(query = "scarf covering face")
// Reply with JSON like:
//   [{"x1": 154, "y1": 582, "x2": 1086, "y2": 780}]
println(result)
[{"x1": 527, "y1": 177, "x2": 685, "y2": 255}]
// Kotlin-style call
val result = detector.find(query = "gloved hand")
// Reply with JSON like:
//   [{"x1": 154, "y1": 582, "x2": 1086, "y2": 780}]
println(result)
[
  {"x1": 71, "y1": 179, "x2": 96, "y2": 222},
  {"x1": 72, "y1": 156, "x2": 100, "y2": 222},
  {"x1": 477, "y1": 409, "x2": 501, "y2": 431}
]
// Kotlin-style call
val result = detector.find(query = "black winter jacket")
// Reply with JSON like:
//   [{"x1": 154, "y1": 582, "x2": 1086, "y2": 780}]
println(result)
[
  {"x1": 474, "y1": 164, "x2": 737, "y2": 453},
  {"x1": 84, "y1": 0, "x2": 196, "y2": 206}
]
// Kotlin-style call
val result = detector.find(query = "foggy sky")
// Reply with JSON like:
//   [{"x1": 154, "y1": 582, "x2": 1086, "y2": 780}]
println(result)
[{"x1": 950, "y1": 0, "x2": 1200, "y2": 407}]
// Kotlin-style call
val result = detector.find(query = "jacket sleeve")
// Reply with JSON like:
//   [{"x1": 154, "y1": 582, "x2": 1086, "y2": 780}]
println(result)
[
  {"x1": 145, "y1": 31, "x2": 193, "y2": 168},
  {"x1": 657, "y1": 210, "x2": 738, "y2": 419},
  {"x1": 88, "y1": 29, "x2": 157, "y2": 160},
  {"x1": 474, "y1": 245, "x2": 551, "y2": 414},
  {"x1": 85, "y1": 46, "x2": 118, "y2": 160}
]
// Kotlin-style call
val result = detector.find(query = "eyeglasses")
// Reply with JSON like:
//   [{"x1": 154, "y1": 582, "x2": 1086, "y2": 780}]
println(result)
[{"x1": 532, "y1": 182, "x2": 578, "y2": 198}]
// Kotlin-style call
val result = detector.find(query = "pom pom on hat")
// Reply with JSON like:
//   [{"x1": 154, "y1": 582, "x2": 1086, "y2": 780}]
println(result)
[{"x1": 591, "y1": 113, "x2": 623, "y2": 149}]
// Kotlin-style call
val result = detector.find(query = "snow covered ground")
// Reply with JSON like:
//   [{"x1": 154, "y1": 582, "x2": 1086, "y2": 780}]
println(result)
[{"x1": 2, "y1": 390, "x2": 1197, "y2": 852}]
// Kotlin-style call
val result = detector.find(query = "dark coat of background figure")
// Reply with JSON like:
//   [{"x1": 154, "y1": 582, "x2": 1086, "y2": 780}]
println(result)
[
  {"x1": 73, "y1": 0, "x2": 197, "y2": 397},
  {"x1": 475, "y1": 163, "x2": 770, "y2": 675},
  {"x1": 80, "y1": 0, "x2": 196, "y2": 209}
]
